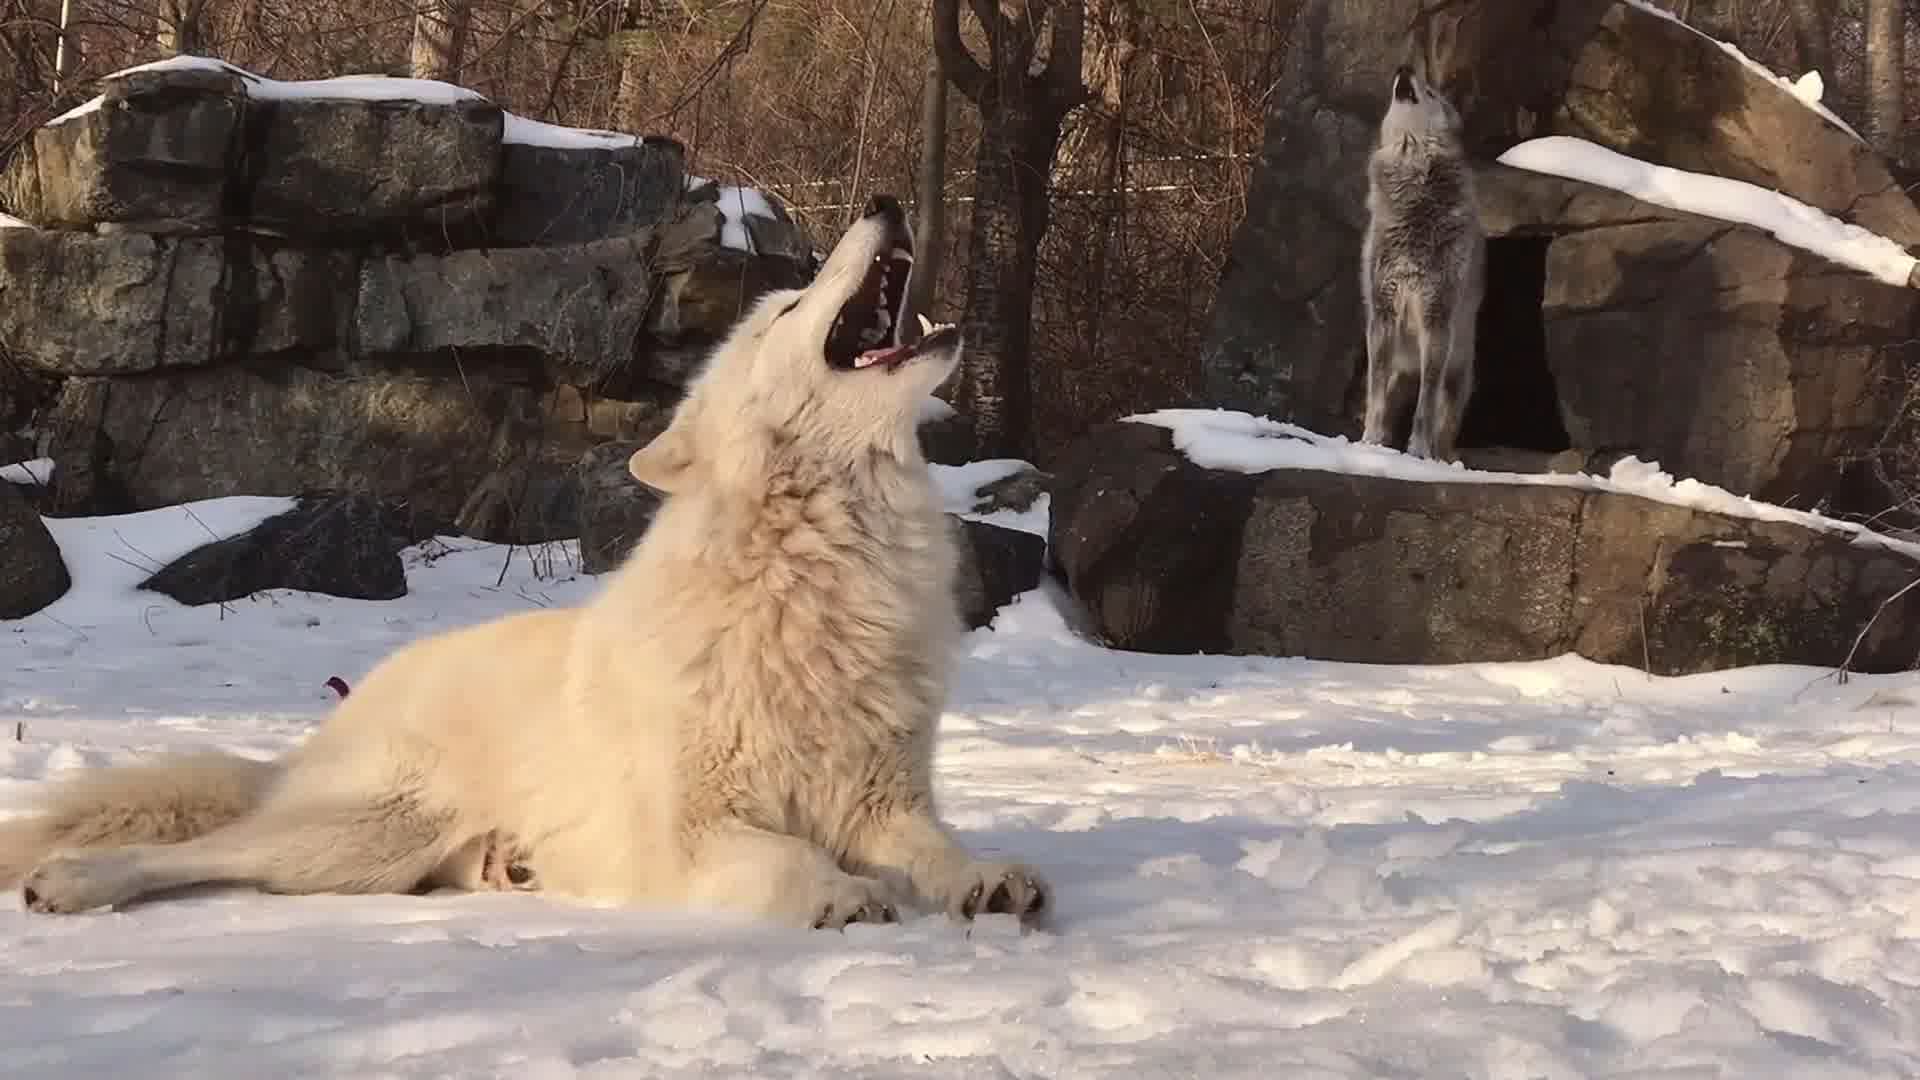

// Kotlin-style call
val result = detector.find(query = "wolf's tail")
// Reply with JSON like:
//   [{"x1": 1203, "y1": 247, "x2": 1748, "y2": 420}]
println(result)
[{"x1": 0, "y1": 751, "x2": 281, "y2": 887}]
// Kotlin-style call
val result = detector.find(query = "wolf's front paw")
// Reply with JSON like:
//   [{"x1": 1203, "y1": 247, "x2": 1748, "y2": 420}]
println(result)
[
  {"x1": 478, "y1": 830, "x2": 538, "y2": 891},
  {"x1": 947, "y1": 861, "x2": 1050, "y2": 926},
  {"x1": 809, "y1": 874, "x2": 900, "y2": 931},
  {"x1": 21, "y1": 852, "x2": 136, "y2": 914}
]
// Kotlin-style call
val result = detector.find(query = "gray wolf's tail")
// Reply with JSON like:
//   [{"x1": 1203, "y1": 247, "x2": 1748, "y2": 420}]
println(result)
[{"x1": 0, "y1": 751, "x2": 280, "y2": 887}]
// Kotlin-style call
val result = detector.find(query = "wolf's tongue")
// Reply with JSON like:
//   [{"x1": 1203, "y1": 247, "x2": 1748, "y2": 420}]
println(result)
[{"x1": 852, "y1": 343, "x2": 912, "y2": 369}]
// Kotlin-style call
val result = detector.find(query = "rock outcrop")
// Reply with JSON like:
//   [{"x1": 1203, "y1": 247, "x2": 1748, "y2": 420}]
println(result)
[
  {"x1": 1202, "y1": 0, "x2": 1920, "y2": 516},
  {"x1": 0, "y1": 58, "x2": 817, "y2": 541},
  {"x1": 1049, "y1": 420, "x2": 1920, "y2": 675}
]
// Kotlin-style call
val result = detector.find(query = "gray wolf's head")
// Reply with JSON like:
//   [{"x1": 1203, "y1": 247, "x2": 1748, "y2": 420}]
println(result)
[
  {"x1": 1377, "y1": 65, "x2": 1464, "y2": 150},
  {"x1": 629, "y1": 194, "x2": 962, "y2": 495}
]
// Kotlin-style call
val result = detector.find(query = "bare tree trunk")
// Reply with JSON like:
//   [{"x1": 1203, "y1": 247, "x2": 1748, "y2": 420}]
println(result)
[
  {"x1": 1785, "y1": 0, "x2": 1833, "y2": 80},
  {"x1": 934, "y1": 0, "x2": 1089, "y2": 459},
  {"x1": 905, "y1": 51, "x2": 949, "y2": 329},
  {"x1": 410, "y1": 0, "x2": 472, "y2": 82},
  {"x1": 612, "y1": 34, "x2": 649, "y2": 125},
  {"x1": 52, "y1": 0, "x2": 73, "y2": 93},
  {"x1": 156, "y1": 0, "x2": 208, "y2": 53},
  {"x1": 1866, "y1": 0, "x2": 1904, "y2": 155},
  {"x1": 1068, "y1": 0, "x2": 1139, "y2": 365}
]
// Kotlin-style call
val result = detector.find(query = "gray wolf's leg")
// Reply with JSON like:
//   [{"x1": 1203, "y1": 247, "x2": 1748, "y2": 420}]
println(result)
[
  {"x1": 1408, "y1": 294, "x2": 1470, "y2": 461},
  {"x1": 684, "y1": 824, "x2": 899, "y2": 930},
  {"x1": 21, "y1": 795, "x2": 459, "y2": 914},
  {"x1": 851, "y1": 810, "x2": 1050, "y2": 927},
  {"x1": 1360, "y1": 290, "x2": 1399, "y2": 446}
]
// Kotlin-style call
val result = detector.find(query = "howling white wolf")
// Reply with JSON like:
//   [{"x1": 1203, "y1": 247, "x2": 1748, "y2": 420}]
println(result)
[
  {"x1": 1359, "y1": 65, "x2": 1487, "y2": 462},
  {"x1": 3, "y1": 194, "x2": 1050, "y2": 930}
]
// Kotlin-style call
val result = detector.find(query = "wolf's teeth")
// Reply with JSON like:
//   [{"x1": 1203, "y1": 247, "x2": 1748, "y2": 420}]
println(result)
[
  {"x1": 853, "y1": 353, "x2": 878, "y2": 368},
  {"x1": 892, "y1": 248, "x2": 914, "y2": 263},
  {"x1": 917, "y1": 313, "x2": 935, "y2": 336},
  {"x1": 876, "y1": 310, "x2": 892, "y2": 331}
]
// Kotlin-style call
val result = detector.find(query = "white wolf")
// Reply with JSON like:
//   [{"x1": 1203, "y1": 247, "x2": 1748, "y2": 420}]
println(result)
[
  {"x1": 3, "y1": 194, "x2": 1050, "y2": 930},
  {"x1": 1359, "y1": 65, "x2": 1486, "y2": 462}
]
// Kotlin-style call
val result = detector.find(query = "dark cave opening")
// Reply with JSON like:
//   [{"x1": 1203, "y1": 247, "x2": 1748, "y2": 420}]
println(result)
[{"x1": 1456, "y1": 235, "x2": 1570, "y2": 453}]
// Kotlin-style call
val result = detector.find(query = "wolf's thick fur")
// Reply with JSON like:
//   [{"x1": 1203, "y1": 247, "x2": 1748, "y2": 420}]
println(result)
[
  {"x1": 1359, "y1": 66, "x2": 1487, "y2": 462},
  {"x1": 6, "y1": 197, "x2": 1049, "y2": 928}
]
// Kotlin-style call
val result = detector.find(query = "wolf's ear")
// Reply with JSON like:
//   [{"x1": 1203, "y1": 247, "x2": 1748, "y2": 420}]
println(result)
[{"x1": 629, "y1": 424, "x2": 695, "y2": 494}]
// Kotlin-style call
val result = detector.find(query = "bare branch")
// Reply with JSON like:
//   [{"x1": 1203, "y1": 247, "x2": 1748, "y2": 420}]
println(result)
[{"x1": 932, "y1": 0, "x2": 988, "y2": 103}]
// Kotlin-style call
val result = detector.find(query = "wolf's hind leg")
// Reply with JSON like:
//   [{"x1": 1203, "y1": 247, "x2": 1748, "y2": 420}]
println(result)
[
  {"x1": 22, "y1": 794, "x2": 460, "y2": 914},
  {"x1": 1359, "y1": 294, "x2": 1400, "y2": 446},
  {"x1": 1408, "y1": 300, "x2": 1471, "y2": 461}
]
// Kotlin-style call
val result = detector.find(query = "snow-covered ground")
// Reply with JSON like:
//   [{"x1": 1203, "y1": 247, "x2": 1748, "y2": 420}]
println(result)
[{"x1": 5, "y1": 493, "x2": 1920, "y2": 1078}]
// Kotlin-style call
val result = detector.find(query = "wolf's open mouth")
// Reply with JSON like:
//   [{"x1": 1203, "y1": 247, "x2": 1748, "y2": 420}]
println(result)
[{"x1": 826, "y1": 235, "x2": 916, "y2": 371}]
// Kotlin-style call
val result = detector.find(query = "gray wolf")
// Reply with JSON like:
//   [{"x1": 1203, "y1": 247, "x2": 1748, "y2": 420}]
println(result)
[
  {"x1": 1359, "y1": 65, "x2": 1486, "y2": 462},
  {"x1": 3, "y1": 194, "x2": 1050, "y2": 930}
]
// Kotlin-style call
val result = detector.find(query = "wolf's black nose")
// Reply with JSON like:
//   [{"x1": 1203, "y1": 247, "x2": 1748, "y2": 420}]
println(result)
[{"x1": 862, "y1": 194, "x2": 905, "y2": 227}]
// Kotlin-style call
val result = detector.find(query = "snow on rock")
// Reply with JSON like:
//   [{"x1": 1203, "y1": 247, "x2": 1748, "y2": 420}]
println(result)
[
  {"x1": 1497, "y1": 136, "x2": 1919, "y2": 287},
  {"x1": 686, "y1": 176, "x2": 781, "y2": 253},
  {"x1": 1131, "y1": 407, "x2": 1920, "y2": 560},
  {"x1": 37, "y1": 55, "x2": 785, "y2": 255},
  {"x1": 0, "y1": 458, "x2": 53, "y2": 484},
  {"x1": 1624, "y1": 0, "x2": 1864, "y2": 141},
  {"x1": 498, "y1": 112, "x2": 640, "y2": 150},
  {"x1": 933, "y1": 459, "x2": 1048, "y2": 537},
  {"x1": 6, "y1": 503, "x2": 1920, "y2": 1075}
]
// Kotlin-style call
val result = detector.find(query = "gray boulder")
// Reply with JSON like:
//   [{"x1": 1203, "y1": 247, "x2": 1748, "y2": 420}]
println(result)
[
  {"x1": 1050, "y1": 421, "x2": 1920, "y2": 675},
  {"x1": 0, "y1": 65, "x2": 246, "y2": 232},
  {"x1": 575, "y1": 439, "x2": 663, "y2": 575},
  {"x1": 139, "y1": 493, "x2": 415, "y2": 605},
  {"x1": 0, "y1": 481, "x2": 69, "y2": 618},
  {"x1": 952, "y1": 519, "x2": 1046, "y2": 629},
  {"x1": 353, "y1": 233, "x2": 656, "y2": 370},
  {"x1": 492, "y1": 134, "x2": 686, "y2": 247},
  {"x1": 0, "y1": 228, "x2": 359, "y2": 375},
  {"x1": 246, "y1": 95, "x2": 503, "y2": 239},
  {"x1": 44, "y1": 366, "x2": 538, "y2": 529}
]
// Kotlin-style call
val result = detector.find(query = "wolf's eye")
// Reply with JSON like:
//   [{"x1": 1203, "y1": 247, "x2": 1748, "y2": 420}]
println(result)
[{"x1": 775, "y1": 299, "x2": 801, "y2": 319}]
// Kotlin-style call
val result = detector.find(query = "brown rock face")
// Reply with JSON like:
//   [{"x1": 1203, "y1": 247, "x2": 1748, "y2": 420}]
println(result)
[{"x1": 1050, "y1": 422, "x2": 1920, "y2": 675}]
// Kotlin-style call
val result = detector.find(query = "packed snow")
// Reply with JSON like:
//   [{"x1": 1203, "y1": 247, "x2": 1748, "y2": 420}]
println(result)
[
  {"x1": 1623, "y1": 0, "x2": 1864, "y2": 140},
  {"x1": 1497, "y1": 136, "x2": 1920, "y2": 288},
  {"x1": 48, "y1": 55, "x2": 487, "y2": 125},
  {"x1": 499, "y1": 113, "x2": 641, "y2": 151},
  {"x1": 5, "y1": 490, "x2": 1920, "y2": 1077},
  {"x1": 1132, "y1": 408, "x2": 1920, "y2": 561}
]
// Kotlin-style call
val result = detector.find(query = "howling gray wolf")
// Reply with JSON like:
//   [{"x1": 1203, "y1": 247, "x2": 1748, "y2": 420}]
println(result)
[
  {"x1": 1359, "y1": 65, "x2": 1486, "y2": 462},
  {"x1": 3, "y1": 194, "x2": 1050, "y2": 930}
]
